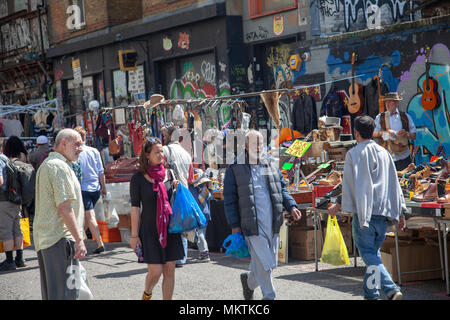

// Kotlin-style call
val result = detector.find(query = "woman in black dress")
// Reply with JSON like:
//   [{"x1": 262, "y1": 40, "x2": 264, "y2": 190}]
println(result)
[{"x1": 130, "y1": 137, "x2": 183, "y2": 300}]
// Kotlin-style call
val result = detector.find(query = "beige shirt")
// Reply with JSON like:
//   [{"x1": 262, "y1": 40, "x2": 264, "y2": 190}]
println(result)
[{"x1": 33, "y1": 151, "x2": 85, "y2": 252}]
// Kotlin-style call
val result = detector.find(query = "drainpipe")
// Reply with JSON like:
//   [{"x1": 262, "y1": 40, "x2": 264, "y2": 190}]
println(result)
[{"x1": 36, "y1": 0, "x2": 47, "y2": 63}]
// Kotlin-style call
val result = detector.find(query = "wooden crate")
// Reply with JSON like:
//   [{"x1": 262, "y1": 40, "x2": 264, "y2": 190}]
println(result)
[{"x1": 289, "y1": 191, "x2": 313, "y2": 204}]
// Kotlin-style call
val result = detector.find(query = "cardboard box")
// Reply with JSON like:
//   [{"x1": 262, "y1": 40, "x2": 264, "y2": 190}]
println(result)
[
  {"x1": 117, "y1": 213, "x2": 131, "y2": 229},
  {"x1": 380, "y1": 239, "x2": 447, "y2": 282},
  {"x1": 289, "y1": 227, "x2": 323, "y2": 260}
]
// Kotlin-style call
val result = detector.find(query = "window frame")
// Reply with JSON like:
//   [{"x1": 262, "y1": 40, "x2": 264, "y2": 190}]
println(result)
[{"x1": 248, "y1": 0, "x2": 298, "y2": 19}]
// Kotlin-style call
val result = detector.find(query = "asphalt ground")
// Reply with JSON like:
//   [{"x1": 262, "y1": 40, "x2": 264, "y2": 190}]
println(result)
[{"x1": 1, "y1": 238, "x2": 450, "y2": 301}]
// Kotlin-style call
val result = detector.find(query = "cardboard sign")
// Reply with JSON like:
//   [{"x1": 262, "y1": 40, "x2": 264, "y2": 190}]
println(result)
[
  {"x1": 282, "y1": 162, "x2": 294, "y2": 170},
  {"x1": 285, "y1": 140, "x2": 311, "y2": 158}
]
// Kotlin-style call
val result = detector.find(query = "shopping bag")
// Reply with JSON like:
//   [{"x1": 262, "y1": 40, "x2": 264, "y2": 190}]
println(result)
[
  {"x1": 103, "y1": 192, "x2": 120, "y2": 229},
  {"x1": 0, "y1": 218, "x2": 31, "y2": 253},
  {"x1": 222, "y1": 233, "x2": 250, "y2": 258},
  {"x1": 168, "y1": 183, "x2": 207, "y2": 234},
  {"x1": 320, "y1": 215, "x2": 350, "y2": 266}
]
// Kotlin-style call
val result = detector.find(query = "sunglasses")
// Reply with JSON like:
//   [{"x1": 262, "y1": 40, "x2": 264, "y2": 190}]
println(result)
[{"x1": 145, "y1": 137, "x2": 161, "y2": 153}]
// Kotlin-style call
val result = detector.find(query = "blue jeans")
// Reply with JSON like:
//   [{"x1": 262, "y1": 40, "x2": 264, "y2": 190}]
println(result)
[
  {"x1": 177, "y1": 236, "x2": 188, "y2": 265},
  {"x1": 352, "y1": 214, "x2": 400, "y2": 299}
]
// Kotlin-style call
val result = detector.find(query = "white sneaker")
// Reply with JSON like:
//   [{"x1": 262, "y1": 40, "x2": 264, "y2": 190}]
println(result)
[{"x1": 389, "y1": 291, "x2": 403, "y2": 300}]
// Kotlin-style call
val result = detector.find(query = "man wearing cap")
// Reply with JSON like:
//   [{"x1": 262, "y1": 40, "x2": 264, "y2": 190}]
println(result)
[
  {"x1": 28, "y1": 136, "x2": 50, "y2": 171},
  {"x1": 372, "y1": 92, "x2": 417, "y2": 171}
]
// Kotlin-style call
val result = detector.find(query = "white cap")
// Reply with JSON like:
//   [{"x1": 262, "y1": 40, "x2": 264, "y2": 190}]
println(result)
[{"x1": 36, "y1": 136, "x2": 49, "y2": 145}]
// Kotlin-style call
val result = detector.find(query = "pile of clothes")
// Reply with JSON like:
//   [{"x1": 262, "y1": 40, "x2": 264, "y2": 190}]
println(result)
[{"x1": 398, "y1": 158, "x2": 450, "y2": 203}]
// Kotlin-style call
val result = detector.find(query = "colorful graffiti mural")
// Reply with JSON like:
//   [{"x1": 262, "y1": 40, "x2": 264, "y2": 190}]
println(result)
[{"x1": 406, "y1": 45, "x2": 450, "y2": 164}]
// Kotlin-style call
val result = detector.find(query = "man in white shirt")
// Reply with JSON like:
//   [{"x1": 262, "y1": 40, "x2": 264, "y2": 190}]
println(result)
[
  {"x1": 372, "y1": 92, "x2": 417, "y2": 171},
  {"x1": 328, "y1": 116, "x2": 406, "y2": 300}
]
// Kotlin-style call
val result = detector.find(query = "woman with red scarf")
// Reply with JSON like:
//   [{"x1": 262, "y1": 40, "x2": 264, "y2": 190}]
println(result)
[{"x1": 130, "y1": 137, "x2": 182, "y2": 300}]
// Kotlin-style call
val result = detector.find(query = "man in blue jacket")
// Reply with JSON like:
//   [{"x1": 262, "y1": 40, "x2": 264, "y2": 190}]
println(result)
[{"x1": 223, "y1": 130, "x2": 301, "y2": 300}]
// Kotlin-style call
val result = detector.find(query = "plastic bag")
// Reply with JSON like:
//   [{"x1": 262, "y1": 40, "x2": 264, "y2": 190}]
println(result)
[
  {"x1": 222, "y1": 233, "x2": 250, "y2": 258},
  {"x1": 77, "y1": 263, "x2": 94, "y2": 300},
  {"x1": 168, "y1": 183, "x2": 207, "y2": 234},
  {"x1": 320, "y1": 215, "x2": 349, "y2": 266},
  {"x1": 103, "y1": 192, "x2": 120, "y2": 229},
  {"x1": 0, "y1": 218, "x2": 30, "y2": 253}
]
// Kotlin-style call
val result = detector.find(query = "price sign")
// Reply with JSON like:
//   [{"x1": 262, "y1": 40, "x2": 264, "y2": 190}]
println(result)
[{"x1": 285, "y1": 140, "x2": 311, "y2": 158}]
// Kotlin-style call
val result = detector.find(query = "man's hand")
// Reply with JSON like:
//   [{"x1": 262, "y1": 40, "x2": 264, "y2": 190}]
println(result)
[
  {"x1": 397, "y1": 129, "x2": 407, "y2": 137},
  {"x1": 398, "y1": 216, "x2": 406, "y2": 231},
  {"x1": 74, "y1": 240, "x2": 87, "y2": 260},
  {"x1": 232, "y1": 227, "x2": 242, "y2": 234},
  {"x1": 388, "y1": 129, "x2": 396, "y2": 137},
  {"x1": 101, "y1": 188, "x2": 107, "y2": 197},
  {"x1": 290, "y1": 207, "x2": 302, "y2": 221},
  {"x1": 328, "y1": 203, "x2": 341, "y2": 216}
]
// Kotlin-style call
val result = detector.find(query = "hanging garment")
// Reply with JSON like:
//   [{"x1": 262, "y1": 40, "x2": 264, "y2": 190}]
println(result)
[
  {"x1": 95, "y1": 113, "x2": 110, "y2": 139},
  {"x1": 260, "y1": 91, "x2": 281, "y2": 130},
  {"x1": 4, "y1": 118, "x2": 24, "y2": 137},
  {"x1": 364, "y1": 78, "x2": 389, "y2": 120},
  {"x1": 292, "y1": 94, "x2": 318, "y2": 135},
  {"x1": 128, "y1": 109, "x2": 144, "y2": 156},
  {"x1": 320, "y1": 90, "x2": 344, "y2": 119}
]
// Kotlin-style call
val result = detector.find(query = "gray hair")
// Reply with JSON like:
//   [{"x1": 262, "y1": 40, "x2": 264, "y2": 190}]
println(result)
[
  {"x1": 161, "y1": 122, "x2": 177, "y2": 138},
  {"x1": 54, "y1": 129, "x2": 81, "y2": 148}
]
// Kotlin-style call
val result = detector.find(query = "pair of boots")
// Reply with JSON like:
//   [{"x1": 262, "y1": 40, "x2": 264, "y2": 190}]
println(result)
[{"x1": 0, "y1": 250, "x2": 25, "y2": 271}]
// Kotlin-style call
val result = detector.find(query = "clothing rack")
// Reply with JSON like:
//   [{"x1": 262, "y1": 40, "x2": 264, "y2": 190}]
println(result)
[{"x1": 0, "y1": 99, "x2": 59, "y2": 118}]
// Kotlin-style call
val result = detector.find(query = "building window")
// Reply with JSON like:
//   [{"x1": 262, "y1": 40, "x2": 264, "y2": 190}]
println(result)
[{"x1": 249, "y1": 0, "x2": 297, "y2": 18}]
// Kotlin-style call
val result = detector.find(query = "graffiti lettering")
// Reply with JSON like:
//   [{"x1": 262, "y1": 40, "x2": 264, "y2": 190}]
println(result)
[
  {"x1": 245, "y1": 26, "x2": 269, "y2": 42},
  {"x1": 200, "y1": 61, "x2": 216, "y2": 85},
  {"x1": 317, "y1": 0, "x2": 340, "y2": 17}
]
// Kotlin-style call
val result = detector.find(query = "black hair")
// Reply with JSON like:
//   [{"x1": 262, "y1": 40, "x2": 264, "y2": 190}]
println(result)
[
  {"x1": 354, "y1": 116, "x2": 375, "y2": 139},
  {"x1": 4, "y1": 136, "x2": 28, "y2": 158}
]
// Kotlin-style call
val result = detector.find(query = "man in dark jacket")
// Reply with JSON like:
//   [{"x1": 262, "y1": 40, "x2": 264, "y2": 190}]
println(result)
[{"x1": 223, "y1": 130, "x2": 301, "y2": 300}]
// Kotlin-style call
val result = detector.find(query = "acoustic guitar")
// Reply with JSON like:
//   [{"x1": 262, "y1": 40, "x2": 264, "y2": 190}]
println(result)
[
  {"x1": 376, "y1": 66, "x2": 385, "y2": 114},
  {"x1": 348, "y1": 53, "x2": 364, "y2": 114},
  {"x1": 421, "y1": 48, "x2": 441, "y2": 110}
]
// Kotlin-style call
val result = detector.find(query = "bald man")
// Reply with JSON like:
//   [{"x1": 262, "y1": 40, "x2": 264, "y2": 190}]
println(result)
[
  {"x1": 34, "y1": 129, "x2": 87, "y2": 300},
  {"x1": 223, "y1": 130, "x2": 301, "y2": 300}
]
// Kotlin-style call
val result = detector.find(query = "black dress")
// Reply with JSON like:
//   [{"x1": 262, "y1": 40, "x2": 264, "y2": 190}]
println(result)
[{"x1": 130, "y1": 171, "x2": 184, "y2": 264}]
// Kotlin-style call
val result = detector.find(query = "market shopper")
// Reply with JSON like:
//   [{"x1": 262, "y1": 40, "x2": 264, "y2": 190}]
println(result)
[
  {"x1": 372, "y1": 92, "x2": 417, "y2": 171},
  {"x1": 33, "y1": 129, "x2": 87, "y2": 300},
  {"x1": 130, "y1": 137, "x2": 182, "y2": 300},
  {"x1": 161, "y1": 123, "x2": 195, "y2": 266},
  {"x1": 28, "y1": 136, "x2": 50, "y2": 170},
  {"x1": 4, "y1": 135, "x2": 28, "y2": 163},
  {"x1": 328, "y1": 116, "x2": 406, "y2": 300},
  {"x1": 0, "y1": 151, "x2": 25, "y2": 271},
  {"x1": 74, "y1": 126, "x2": 106, "y2": 254},
  {"x1": 223, "y1": 130, "x2": 301, "y2": 300}
]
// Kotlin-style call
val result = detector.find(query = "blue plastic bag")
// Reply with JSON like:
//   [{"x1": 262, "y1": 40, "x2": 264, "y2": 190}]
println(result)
[
  {"x1": 168, "y1": 183, "x2": 207, "y2": 234},
  {"x1": 222, "y1": 233, "x2": 250, "y2": 258}
]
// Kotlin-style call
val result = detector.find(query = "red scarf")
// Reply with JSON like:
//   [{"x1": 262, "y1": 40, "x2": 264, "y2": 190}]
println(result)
[{"x1": 147, "y1": 163, "x2": 172, "y2": 248}]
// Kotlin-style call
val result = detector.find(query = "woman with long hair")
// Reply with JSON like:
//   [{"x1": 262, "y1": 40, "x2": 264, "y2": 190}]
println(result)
[
  {"x1": 4, "y1": 136, "x2": 28, "y2": 162},
  {"x1": 129, "y1": 137, "x2": 182, "y2": 300}
]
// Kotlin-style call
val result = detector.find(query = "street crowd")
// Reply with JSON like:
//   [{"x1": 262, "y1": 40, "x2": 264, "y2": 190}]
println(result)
[{"x1": 0, "y1": 93, "x2": 413, "y2": 300}]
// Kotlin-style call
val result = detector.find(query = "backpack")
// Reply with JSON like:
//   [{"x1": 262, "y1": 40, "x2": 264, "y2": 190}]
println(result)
[{"x1": 0, "y1": 157, "x2": 36, "y2": 206}]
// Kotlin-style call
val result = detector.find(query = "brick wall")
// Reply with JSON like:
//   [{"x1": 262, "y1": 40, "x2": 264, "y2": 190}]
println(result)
[
  {"x1": 142, "y1": 0, "x2": 210, "y2": 17},
  {"x1": 48, "y1": 0, "x2": 142, "y2": 46}
]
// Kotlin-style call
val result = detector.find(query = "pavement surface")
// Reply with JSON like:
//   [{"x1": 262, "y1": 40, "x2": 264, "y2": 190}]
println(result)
[{"x1": 1, "y1": 238, "x2": 450, "y2": 300}]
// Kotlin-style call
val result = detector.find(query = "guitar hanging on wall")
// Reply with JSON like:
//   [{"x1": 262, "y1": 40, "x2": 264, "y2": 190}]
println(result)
[
  {"x1": 421, "y1": 47, "x2": 441, "y2": 110},
  {"x1": 376, "y1": 66, "x2": 385, "y2": 114},
  {"x1": 348, "y1": 53, "x2": 364, "y2": 114}
]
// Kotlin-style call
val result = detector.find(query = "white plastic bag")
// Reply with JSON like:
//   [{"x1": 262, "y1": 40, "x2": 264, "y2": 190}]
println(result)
[
  {"x1": 78, "y1": 263, "x2": 94, "y2": 300},
  {"x1": 93, "y1": 196, "x2": 106, "y2": 221},
  {"x1": 172, "y1": 104, "x2": 186, "y2": 126},
  {"x1": 103, "y1": 192, "x2": 120, "y2": 229}
]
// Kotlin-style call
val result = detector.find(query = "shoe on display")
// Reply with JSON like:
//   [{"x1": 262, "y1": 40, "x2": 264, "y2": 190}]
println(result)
[
  {"x1": 405, "y1": 164, "x2": 425, "y2": 179},
  {"x1": 240, "y1": 273, "x2": 254, "y2": 300},
  {"x1": 324, "y1": 184, "x2": 342, "y2": 199},
  {"x1": 318, "y1": 171, "x2": 342, "y2": 186},
  {"x1": 397, "y1": 163, "x2": 416, "y2": 177},
  {"x1": 412, "y1": 183, "x2": 438, "y2": 202}
]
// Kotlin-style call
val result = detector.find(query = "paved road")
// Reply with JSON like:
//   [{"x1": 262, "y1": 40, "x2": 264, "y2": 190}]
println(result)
[{"x1": 1, "y1": 239, "x2": 449, "y2": 300}]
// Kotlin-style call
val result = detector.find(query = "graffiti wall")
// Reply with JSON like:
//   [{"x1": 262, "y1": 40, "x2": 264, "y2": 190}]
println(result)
[
  {"x1": 310, "y1": 0, "x2": 422, "y2": 34},
  {"x1": 284, "y1": 21, "x2": 449, "y2": 164}
]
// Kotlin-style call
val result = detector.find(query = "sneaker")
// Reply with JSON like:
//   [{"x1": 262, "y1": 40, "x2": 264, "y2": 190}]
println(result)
[
  {"x1": 175, "y1": 263, "x2": 184, "y2": 268},
  {"x1": 14, "y1": 258, "x2": 26, "y2": 268},
  {"x1": 324, "y1": 184, "x2": 342, "y2": 199},
  {"x1": 92, "y1": 246, "x2": 105, "y2": 254},
  {"x1": 240, "y1": 273, "x2": 254, "y2": 300},
  {"x1": 0, "y1": 260, "x2": 16, "y2": 271},
  {"x1": 197, "y1": 252, "x2": 211, "y2": 263},
  {"x1": 319, "y1": 171, "x2": 342, "y2": 186},
  {"x1": 389, "y1": 291, "x2": 403, "y2": 300}
]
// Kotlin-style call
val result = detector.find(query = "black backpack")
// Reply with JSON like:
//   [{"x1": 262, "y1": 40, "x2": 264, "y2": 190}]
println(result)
[{"x1": 0, "y1": 157, "x2": 35, "y2": 206}]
